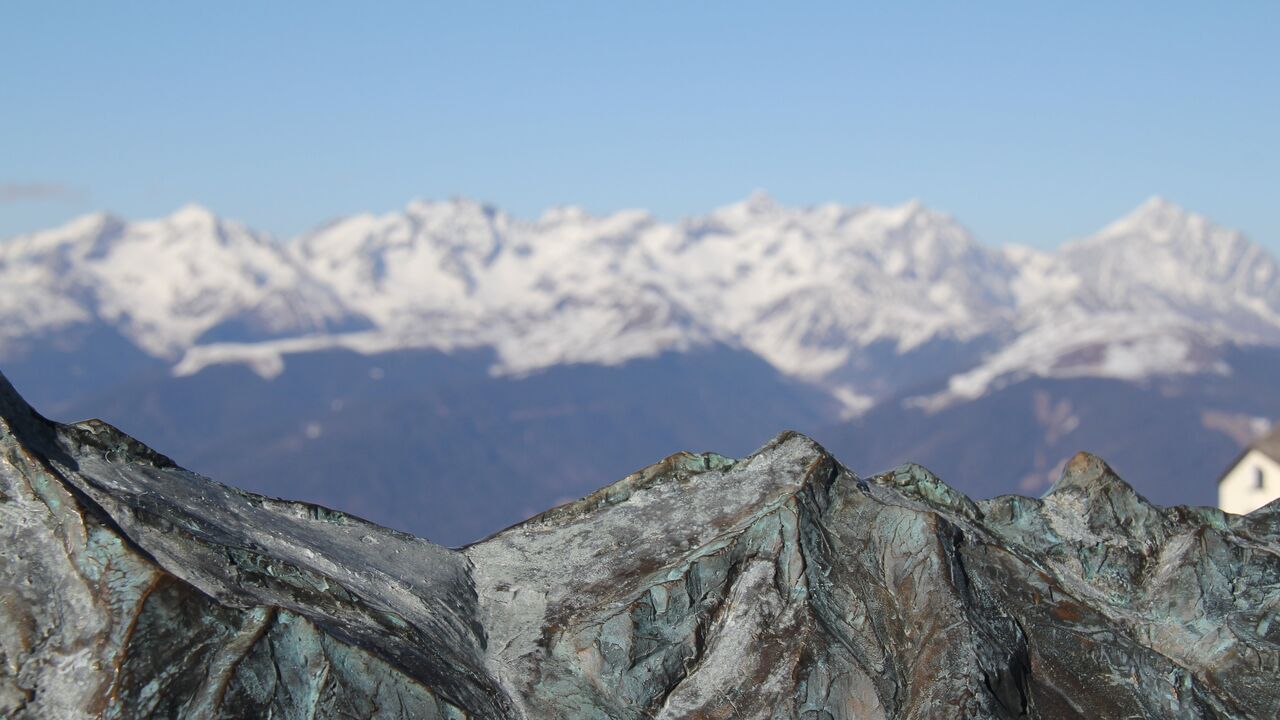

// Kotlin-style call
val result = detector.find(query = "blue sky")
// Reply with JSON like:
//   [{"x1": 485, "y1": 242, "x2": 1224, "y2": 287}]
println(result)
[{"x1": 3, "y1": 2, "x2": 1277, "y2": 251}]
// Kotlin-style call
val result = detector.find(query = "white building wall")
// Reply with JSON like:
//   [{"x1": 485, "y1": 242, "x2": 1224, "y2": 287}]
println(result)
[{"x1": 1220, "y1": 449, "x2": 1280, "y2": 515}]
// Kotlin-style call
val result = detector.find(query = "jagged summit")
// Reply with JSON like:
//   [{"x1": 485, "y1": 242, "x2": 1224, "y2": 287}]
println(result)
[
  {"x1": 2, "y1": 372, "x2": 1276, "y2": 718},
  {"x1": 1094, "y1": 196, "x2": 1251, "y2": 251},
  {"x1": 1080, "y1": 196, "x2": 1209, "y2": 250}
]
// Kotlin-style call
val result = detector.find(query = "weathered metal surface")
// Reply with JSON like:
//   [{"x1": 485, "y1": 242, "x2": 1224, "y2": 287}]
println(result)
[{"x1": 1, "y1": 370, "x2": 1276, "y2": 718}]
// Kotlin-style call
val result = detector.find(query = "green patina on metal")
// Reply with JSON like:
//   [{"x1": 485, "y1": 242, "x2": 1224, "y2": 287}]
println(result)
[{"x1": 3, "y1": 370, "x2": 1279, "y2": 719}]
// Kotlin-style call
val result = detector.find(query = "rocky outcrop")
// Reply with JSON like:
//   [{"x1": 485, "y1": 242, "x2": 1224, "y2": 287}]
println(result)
[{"x1": 1, "y1": 371, "x2": 1277, "y2": 719}]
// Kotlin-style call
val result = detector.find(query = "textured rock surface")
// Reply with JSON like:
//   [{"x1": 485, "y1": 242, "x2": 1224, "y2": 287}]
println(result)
[{"x1": 2, "y1": 371, "x2": 1278, "y2": 719}]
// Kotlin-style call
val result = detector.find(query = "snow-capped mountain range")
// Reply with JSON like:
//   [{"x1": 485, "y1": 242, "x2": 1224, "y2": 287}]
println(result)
[
  {"x1": 0, "y1": 205, "x2": 363, "y2": 356},
  {"x1": 3, "y1": 194, "x2": 1278, "y2": 414}
]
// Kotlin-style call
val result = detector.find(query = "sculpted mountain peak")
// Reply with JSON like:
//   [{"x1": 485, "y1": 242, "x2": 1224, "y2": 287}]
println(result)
[{"x1": 2, "y1": 372, "x2": 1277, "y2": 718}]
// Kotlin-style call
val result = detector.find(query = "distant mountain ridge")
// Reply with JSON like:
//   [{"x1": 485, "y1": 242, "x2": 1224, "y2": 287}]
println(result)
[
  {"x1": 3, "y1": 195, "x2": 1278, "y2": 544},
  {"x1": 5, "y1": 194, "x2": 1277, "y2": 415}
]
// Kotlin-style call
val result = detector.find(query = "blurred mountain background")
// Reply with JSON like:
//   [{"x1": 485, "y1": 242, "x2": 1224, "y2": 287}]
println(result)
[{"x1": 3, "y1": 195, "x2": 1277, "y2": 544}]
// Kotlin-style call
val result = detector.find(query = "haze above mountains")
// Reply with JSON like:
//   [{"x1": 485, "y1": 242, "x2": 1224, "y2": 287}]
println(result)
[{"x1": 2, "y1": 195, "x2": 1278, "y2": 544}]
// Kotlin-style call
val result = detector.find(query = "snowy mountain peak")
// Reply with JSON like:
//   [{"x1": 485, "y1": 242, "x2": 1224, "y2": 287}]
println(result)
[
  {"x1": 1133, "y1": 194, "x2": 1179, "y2": 215},
  {"x1": 0, "y1": 206, "x2": 363, "y2": 359},
  {"x1": 166, "y1": 203, "x2": 219, "y2": 227},
  {"x1": 880, "y1": 198, "x2": 928, "y2": 224},
  {"x1": 741, "y1": 189, "x2": 778, "y2": 212},
  {"x1": 1069, "y1": 197, "x2": 1270, "y2": 284},
  {"x1": 935, "y1": 197, "x2": 1280, "y2": 410},
  {"x1": 66, "y1": 210, "x2": 124, "y2": 236},
  {"x1": 1092, "y1": 196, "x2": 1209, "y2": 245},
  {"x1": 851, "y1": 200, "x2": 951, "y2": 239}
]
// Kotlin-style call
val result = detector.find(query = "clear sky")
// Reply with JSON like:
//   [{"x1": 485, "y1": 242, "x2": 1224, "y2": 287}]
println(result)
[{"x1": 3, "y1": 2, "x2": 1278, "y2": 251}]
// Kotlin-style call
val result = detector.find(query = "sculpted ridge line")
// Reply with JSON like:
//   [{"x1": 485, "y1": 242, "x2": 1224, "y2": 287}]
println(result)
[{"x1": 1, "y1": 372, "x2": 1278, "y2": 719}]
